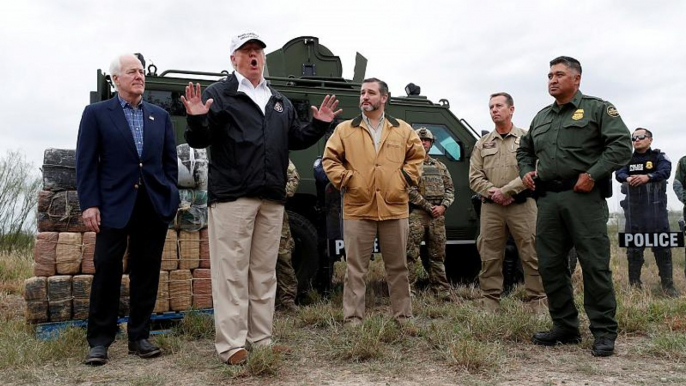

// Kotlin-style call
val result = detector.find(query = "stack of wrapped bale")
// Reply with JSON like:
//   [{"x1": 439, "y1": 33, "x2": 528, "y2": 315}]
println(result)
[
  {"x1": 172, "y1": 144, "x2": 212, "y2": 311},
  {"x1": 24, "y1": 146, "x2": 215, "y2": 326}
]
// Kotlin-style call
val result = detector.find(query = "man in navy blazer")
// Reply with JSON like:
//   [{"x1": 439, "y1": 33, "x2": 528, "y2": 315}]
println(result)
[{"x1": 76, "y1": 53, "x2": 180, "y2": 365}]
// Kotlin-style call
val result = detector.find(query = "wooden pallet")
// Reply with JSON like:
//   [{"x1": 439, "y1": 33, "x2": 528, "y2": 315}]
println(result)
[{"x1": 35, "y1": 309, "x2": 214, "y2": 340}]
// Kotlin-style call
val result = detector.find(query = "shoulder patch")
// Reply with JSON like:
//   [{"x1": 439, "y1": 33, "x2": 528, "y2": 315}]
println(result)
[{"x1": 607, "y1": 105, "x2": 620, "y2": 117}]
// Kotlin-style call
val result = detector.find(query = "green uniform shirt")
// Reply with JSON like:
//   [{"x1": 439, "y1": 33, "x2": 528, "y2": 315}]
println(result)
[{"x1": 517, "y1": 90, "x2": 632, "y2": 181}]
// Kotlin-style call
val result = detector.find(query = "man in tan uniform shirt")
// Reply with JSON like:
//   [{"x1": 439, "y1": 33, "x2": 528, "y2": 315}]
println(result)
[{"x1": 469, "y1": 92, "x2": 546, "y2": 312}]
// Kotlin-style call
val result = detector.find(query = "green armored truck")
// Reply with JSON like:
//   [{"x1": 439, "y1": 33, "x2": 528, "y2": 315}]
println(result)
[{"x1": 90, "y1": 36, "x2": 489, "y2": 295}]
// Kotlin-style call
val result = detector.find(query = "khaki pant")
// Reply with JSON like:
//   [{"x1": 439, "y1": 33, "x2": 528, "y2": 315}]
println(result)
[
  {"x1": 343, "y1": 218, "x2": 412, "y2": 321},
  {"x1": 208, "y1": 198, "x2": 284, "y2": 362},
  {"x1": 477, "y1": 198, "x2": 545, "y2": 300}
]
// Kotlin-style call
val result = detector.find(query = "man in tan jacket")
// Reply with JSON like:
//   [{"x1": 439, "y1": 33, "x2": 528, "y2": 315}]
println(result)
[
  {"x1": 469, "y1": 92, "x2": 546, "y2": 313},
  {"x1": 323, "y1": 77, "x2": 425, "y2": 325}
]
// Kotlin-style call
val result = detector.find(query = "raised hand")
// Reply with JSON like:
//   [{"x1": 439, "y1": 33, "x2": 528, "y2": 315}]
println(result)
[
  {"x1": 181, "y1": 82, "x2": 214, "y2": 116},
  {"x1": 311, "y1": 94, "x2": 342, "y2": 122}
]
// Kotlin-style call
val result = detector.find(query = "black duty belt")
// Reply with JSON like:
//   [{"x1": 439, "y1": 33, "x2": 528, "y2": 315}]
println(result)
[{"x1": 538, "y1": 178, "x2": 577, "y2": 193}]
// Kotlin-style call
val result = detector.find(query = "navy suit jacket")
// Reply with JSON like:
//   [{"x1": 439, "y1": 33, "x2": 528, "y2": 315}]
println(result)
[{"x1": 76, "y1": 96, "x2": 180, "y2": 229}]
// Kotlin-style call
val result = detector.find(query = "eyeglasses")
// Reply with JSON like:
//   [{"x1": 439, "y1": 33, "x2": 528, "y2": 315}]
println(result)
[{"x1": 632, "y1": 134, "x2": 649, "y2": 141}]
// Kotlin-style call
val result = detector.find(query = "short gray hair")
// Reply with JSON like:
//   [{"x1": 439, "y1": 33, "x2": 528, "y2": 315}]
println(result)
[{"x1": 109, "y1": 53, "x2": 138, "y2": 90}]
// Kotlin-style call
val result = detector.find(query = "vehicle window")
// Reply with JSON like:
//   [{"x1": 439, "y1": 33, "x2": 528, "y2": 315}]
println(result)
[
  {"x1": 143, "y1": 90, "x2": 186, "y2": 116},
  {"x1": 411, "y1": 124, "x2": 462, "y2": 161}
]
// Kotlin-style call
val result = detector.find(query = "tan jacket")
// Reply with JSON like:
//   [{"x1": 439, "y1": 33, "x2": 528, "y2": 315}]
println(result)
[
  {"x1": 469, "y1": 126, "x2": 527, "y2": 197},
  {"x1": 323, "y1": 114, "x2": 425, "y2": 220}
]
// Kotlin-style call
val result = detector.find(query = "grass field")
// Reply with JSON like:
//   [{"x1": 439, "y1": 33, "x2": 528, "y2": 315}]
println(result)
[{"x1": 1, "y1": 238, "x2": 686, "y2": 385}]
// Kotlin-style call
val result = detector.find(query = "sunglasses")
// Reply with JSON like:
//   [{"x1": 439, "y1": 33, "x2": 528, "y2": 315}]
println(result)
[{"x1": 632, "y1": 134, "x2": 649, "y2": 141}]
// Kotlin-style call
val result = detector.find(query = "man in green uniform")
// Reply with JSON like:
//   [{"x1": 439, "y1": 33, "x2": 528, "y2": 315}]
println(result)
[
  {"x1": 470, "y1": 92, "x2": 546, "y2": 313},
  {"x1": 517, "y1": 56, "x2": 632, "y2": 357},
  {"x1": 276, "y1": 160, "x2": 300, "y2": 312},
  {"x1": 407, "y1": 127, "x2": 454, "y2": 300}
]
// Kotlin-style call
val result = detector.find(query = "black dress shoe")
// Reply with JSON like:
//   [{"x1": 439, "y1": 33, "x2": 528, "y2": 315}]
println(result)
[
  {"x1": 84, "y1": 346, "x2": 108, "y2": 365},
  {"x1": 128, "y1": 339, "x2": 161, "y2": 358},
  {"x1": 532, "y1": 327, "x2": 582, "y2": 346},
  {"x1": 591, "y1": 336, "x2": 615, "y2": 357}
]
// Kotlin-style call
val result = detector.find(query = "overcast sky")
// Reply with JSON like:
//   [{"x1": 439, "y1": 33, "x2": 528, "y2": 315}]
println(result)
[{"x1": 1, "y1": 0, "x2": 685, "y2": 211}]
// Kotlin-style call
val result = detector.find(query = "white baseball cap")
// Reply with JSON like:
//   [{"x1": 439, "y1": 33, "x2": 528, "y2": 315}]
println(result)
[{"x1": 230, "y1": 32, "x2": 266, "y2": 55}]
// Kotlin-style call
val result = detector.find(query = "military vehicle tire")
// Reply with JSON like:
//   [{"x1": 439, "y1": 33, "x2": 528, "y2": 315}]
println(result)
[{"x1": 287, "y1": 210, "x2": 319, "y2": 295}]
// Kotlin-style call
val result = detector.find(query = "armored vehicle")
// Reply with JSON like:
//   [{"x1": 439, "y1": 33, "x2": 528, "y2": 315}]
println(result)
[{"x1": 90, "y1": 36, "x2": 486, "y2": 295}]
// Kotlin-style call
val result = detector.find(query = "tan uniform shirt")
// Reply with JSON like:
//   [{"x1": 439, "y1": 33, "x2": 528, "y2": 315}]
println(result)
[{"x1": 469, "y1": 126, "x2": 527, "y2": 197}]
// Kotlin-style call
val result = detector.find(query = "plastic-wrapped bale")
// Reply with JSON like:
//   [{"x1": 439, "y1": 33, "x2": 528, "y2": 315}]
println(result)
[
  {"x1": 72, "y1": 275, "x2": 93, "y2": 320},
  {"x1": 25, "y1": 300, "x2": 49, "y2": 323},
  {"x1": 177, "y1": 144, "x2": 208, "y2": 190},
  {"x1": 192, "y1": 268, "x2": 212, "y2": 309},
  {"x1": 72, "y1": 275, "x2": 92, "y2": 299},
  {"x1": 161, "y1": 229, "x2": 178, "y2": 271},
  {"x1": 34, "y1": 232, "x2": 58, "y2": 276},
  {"x1": 37, "y1": 190, "x2": 88, "y2": 233},
  {"x1": 56, "y1": 232, "x2": 82, "y2": 274},
  {"x1": 119, "y1": 274, "x2": 130, "y2": 317},
  {"x1": 169, "y1": 270, "x2": 192, "y2": 311},
  {"x1": 24, "y1": 277, "x2": 49, "y2": 322},
  {"x1": 178, "y1": 230, "x2": 200, "y2": 270},
  {"x1": 153, "y1": 271, "x2": 170, "y2": 313},
  {"x1": 47, "y1": 275, "x2": 72, "y2": 322},
  {"x1": 47, "y1": 275, "x2": 72, "y2": 300},
  {"x1": 81, "y1": 232, "x2": 96, "y2": 274},
  {"x1": 42, "y1": 148, "x2": 76, "y2": 191},
  {"x1": 49, "y1": 299, "x2": 72, "y2": 322},
  {"x1": 173, "y1": 190, "x2": 208, "y2": 231},
  {"x1": 24, "y1": 277, "x2": 48, "y2": 301},
  {"x1": 199, "y1": 228, "x2": 210, "y2": 268}
]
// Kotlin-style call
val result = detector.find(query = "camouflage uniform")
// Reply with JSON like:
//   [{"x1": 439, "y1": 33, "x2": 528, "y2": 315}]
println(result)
[
  {"x1": 407, "y1": 130, "x2": 454, "y2": 298},
  {"x1": 276, "y1": 160, "x2": 299, "y2": 311}
]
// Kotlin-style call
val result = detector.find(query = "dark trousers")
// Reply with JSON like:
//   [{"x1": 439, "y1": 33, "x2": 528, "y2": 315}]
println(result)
[
  {"x1": 536, "y1": 188, "x2": 618, "y2": 340},
  {"x1": 87, "y1": 187, "x2": 169, "y2": 347}
]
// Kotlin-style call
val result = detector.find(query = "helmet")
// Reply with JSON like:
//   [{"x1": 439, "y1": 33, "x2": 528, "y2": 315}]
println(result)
[{"x1": 415, "y1": 127, "x2": 434, "y2": 141}]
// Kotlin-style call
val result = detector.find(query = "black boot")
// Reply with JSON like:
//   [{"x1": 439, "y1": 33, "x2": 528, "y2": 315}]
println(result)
[
  {"x1": 655, "y1": 249, "x2": 679, "y2": 297},
  {"x1": 627, "y1": 248, "x2": 644, "y2": 288}
]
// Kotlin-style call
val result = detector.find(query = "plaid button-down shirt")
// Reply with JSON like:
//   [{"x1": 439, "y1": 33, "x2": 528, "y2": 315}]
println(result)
[{"x1": 118, "y1": 95, "x2": 144, "y2": 158}]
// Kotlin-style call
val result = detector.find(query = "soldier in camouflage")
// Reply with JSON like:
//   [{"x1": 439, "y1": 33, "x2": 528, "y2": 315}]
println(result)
[
  {"x1": 276, "y1": 160, "x2": 299, "y2": 312},
  {"x1": 407, "y1": 127, "x2": 454, "y2": 300}
]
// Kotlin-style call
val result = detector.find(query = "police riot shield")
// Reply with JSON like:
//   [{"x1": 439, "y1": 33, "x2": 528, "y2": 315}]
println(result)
[{"x1": 618, "y1": 181, "x2": 684, "y2": 250}]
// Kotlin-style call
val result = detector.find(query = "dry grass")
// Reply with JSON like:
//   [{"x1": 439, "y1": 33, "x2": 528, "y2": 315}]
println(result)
[{"x1": 1, "y1": 246, "x2": 686, "y2": 384}]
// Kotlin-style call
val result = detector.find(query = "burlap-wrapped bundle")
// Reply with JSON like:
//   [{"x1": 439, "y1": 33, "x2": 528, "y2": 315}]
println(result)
[
  {"x1": 192, "y1": 268, "x2": 212, "y2": 309},
  {"x1": 24, "y1": 277, "x2": 47, "y2": 301},
  {"x1": 47, "y1": 275, "x2": 72, "y2": 300},
  {"x1": 153, "y1": 271, "x2": 170, "y2": 313},
  {"x1": 199, "y1": 228, "x2": 210, "y2": 268},
  {"x1": 72, "y1": 275, "x2": 92, "y2": 299},
  {"x1": 73, "y1": 299, "x2": 90, "y2": 320},
  {"x1": 178, "y1": 231, "x2": 199, "y2": 270},
  {"x1": 55, "y1": 232, "x2": 82, "y2": 274},
  {"x1": 34, "y1": 232, "x2": 58, "y2": 276},
  {"x1": 25, "y1": 300, "x2": 49, "y2": 323},
  {"x1": 49, "y1": 299, "x2": 72, "y2": 322},
  {"x1": 81, "y1": 232, "x2": 96, "y2": 274},
  {"x1": 42, "y1": 148, "x2": 76, "y2": 191},
  {"x1": 169, "y1": 270, "x2": 192, "y2": 311},
  {"x1": 37, "y1": 190, "x2": 88, "y2": 233},
  {"x1": 161, "y1": 229, "x2": 178, "y2": 271}
]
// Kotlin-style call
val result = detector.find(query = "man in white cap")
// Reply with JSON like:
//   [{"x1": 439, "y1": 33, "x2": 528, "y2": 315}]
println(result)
[{"x1": 182, "y1": 32, "x2": 341, "y2": 365}]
